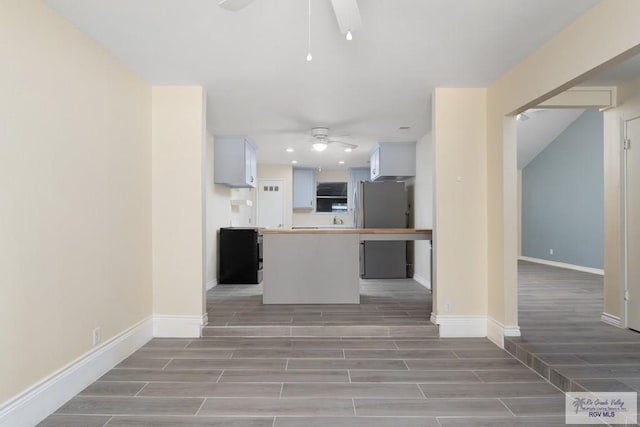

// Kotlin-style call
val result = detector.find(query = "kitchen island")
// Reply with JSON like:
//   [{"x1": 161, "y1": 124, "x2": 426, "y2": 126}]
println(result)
[{"x1": 261, "y1": 228, "x2": 432, "y2": 304}]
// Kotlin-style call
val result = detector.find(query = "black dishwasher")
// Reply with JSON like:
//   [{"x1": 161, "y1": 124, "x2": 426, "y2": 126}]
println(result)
[{"x1": 218, "y1": 227, "x2": 263, "y2": 284}]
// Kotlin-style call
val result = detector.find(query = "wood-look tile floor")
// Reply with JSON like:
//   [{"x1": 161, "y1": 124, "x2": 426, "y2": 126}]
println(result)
[
  {"x1": 206, "y1": 279, "x2": 434, "y2": 326},
  {"x1": 506, "y1": 261, "x2": 640, "y2": 405},
  {"x1": 40, "y1": 278, "x2": 589, "y2": 426}
]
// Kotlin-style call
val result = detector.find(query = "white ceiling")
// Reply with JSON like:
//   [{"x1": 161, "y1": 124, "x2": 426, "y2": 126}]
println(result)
[
  {"x1": 517, "y1": 109, "x2": 586, "y2": 170},
  {"x1": 44, "y1": 0, "x2": 598, "y2": 169}
]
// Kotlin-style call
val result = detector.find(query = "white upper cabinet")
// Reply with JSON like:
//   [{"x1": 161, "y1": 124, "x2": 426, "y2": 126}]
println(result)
[
  {"x1": 214, "y1": 136, "x2": 257, "y2": 188},
  {"x1": 292, "y1": 168, "x2": 315, "y2": 209},
  {"x1": 370, "y1": 142, "x2": 416, "y2": 181},
  {"x1": 370, "y1": 147, "x2": 381, "y2": 181}
]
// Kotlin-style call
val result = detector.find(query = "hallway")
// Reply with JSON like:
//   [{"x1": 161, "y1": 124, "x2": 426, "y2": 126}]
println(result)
[{"x1": 506, "y1": 261, "x2": 640, "y2": 399}]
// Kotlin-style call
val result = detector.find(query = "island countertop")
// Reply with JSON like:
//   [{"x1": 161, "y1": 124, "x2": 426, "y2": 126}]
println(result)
[
  {"x1": 261, "y1": 228, "x2": 431, "y2": 235},
  {"x1": 261, "y1": 228, "x2": 432, "y2": 304}
]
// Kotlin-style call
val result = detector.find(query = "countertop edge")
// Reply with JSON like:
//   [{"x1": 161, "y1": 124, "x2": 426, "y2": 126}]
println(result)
[{"x1": 261, "y1": 228, "x2": 432, "y2": 235}]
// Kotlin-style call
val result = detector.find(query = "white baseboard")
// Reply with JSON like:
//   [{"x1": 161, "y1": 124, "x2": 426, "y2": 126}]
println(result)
[
  {"x1": 206, "y1": 280, "x2": 217, "y2": 291},
  {"x1": 412, "y1": 273, "x2": 431, "y2": 290},
  {"x1": 0, "y1": 317, "x2": 152, "y2": 427},
  {"x1": 430, "y1": 314, "x2": 487, "y2": 338},
  {"x1": 601, "y1": 312, "x2": 623, "y2": 328},
  {"x1": 487, "y1": 316, "x2": 521, "y2": 348},
  {"x1": 153, "y1": 314, "x2": 207, "y2": 338},
  {"x1": 519, "y1": 256, "x2": 604, "y2": 276}
]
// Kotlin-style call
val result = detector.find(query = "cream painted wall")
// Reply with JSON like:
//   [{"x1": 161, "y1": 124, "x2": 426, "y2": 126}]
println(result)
[
  {"x1": 603, "y1": 74, "x2": 640, "y2": 318},
  {"x1": 412, "y1": 133, "x2": 434, "y2": 286},
  {"x1": 257, "y1": 164, "x2": 293, "y2": 229},
  {"x1": 517, "y1": 170, "x2": 522, "y2": 257},
  {"x1": 432, "y1": 88, "x2": 488, "y2": 316},
  {"x1": 486, "y1": 0, "x2": 640, "y2": 328},
  {"x1": 292, "y1": 169, "x2": 353, "y2": 227},
  {"x1": 205, "y1": 134, "x2": 232, "y2": 287},
  {"x1": 152, "y1": 86, "x2": 207, "y2": 318},
  {"x1": 0, "y1": 0, "x2": 151, "y2": 404}
]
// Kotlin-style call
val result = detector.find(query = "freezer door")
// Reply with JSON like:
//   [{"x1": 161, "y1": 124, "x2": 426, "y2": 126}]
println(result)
[{"x1": 362, "y1": 182, "x2": 407, "y2": 228}]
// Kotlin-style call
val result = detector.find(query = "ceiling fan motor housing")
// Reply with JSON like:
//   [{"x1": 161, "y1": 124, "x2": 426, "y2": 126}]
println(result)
[{"x1": 311, "y1": 127, "x2": 330, "y2": 139}]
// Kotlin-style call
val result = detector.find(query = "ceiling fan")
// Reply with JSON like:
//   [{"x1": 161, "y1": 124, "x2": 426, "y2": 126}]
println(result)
[
  {"x1": 309, "y1": 127, "x2": 358, "y2": 152},
  {"x1": 218, "y1": 0, "x2": 363, "y2": 41}
]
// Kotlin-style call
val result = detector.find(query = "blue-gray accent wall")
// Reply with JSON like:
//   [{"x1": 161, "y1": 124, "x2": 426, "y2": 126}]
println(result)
[{"x1": 521, "y1": 109, "x2": 604, "y2": 269}]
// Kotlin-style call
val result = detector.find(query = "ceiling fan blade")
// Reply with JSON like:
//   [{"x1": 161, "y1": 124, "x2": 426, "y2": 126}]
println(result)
[
  {"x1": 218, "y1": 0, "x2": 255, "y2": 11},
  {"x1": 329, "y1": 139, "x2": 358, "y2": 149}
]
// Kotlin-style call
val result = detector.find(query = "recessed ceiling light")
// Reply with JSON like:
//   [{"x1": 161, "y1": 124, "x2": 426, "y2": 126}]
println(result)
[
  {"x1": 346, "y1": 30, "x2": 353, "y2": 41},
  {"x1": 339, "y1": 160, "x2": 345, "y2": 164},
  {"x1": 344, "y1": 148, "x2": 352, "y2": 152},
  {"x1": 398, "y1": 126, "x2": 411, "y2": 132},
  {"x1": 286, "y1": 148, "x2": 294, "y2": 153},
  {"x1": 291, "y1": 160, "x2": 298, "y2": 164}
]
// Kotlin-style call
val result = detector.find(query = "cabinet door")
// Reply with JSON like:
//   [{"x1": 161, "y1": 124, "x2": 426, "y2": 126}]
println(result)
[
  {"x1": 215, "y1": 135, "x2": 256, "y2": 188},
  {"x1": 293, "y1": 168, "x2": 315, "y2": 209},
  {"x1": 244, "y1": 140, "x2": 256, "y2": 188},
  {"x1": 370, "y1": 147, "x2": 381, "y2": 181}
]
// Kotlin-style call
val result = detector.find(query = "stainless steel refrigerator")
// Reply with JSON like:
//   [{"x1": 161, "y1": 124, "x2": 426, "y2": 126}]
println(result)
[{"x1": 356, "y1": 181, "x2": 408, "y2": 278}]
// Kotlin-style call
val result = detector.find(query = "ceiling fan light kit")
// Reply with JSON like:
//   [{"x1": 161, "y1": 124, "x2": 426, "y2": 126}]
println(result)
[
  {"x1": 309, "y1": 127, "x2": 357, "y2": 152},
  {"x1": 312, "y1": 142, "x2": 328, "y2": 152}
]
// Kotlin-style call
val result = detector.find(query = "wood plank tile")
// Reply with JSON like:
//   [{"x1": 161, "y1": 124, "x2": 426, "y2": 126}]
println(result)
[
  {"x1": 139, "y1": 382, "x2": 281, "y2": 397},
  {"x1": 56, "y1": 396, "x2": 204, "y2": 416},
  {"x1": 394, "y1": 339, "x2": 497, "y2": 349},
  {"x1": 405, "y1": 358, "x2": 524, "y2": 370},
  {"x1": 274, "y1": 417, "x2": 440, "y2": 427},
  {"x1": 419, "y1": 382, "x2": 561, "y2": 398},
  {"x1": 133, "y1": 348, "x2": 234, "y2": 359},
  {"x1": 354, "y1": 398, "x2": 510, "y2": 416},
  {"x1": 100, "y1": 369, "x2": 222, "y2": 382},
  {"x1": 344, "y1": 349, "x2": 455, "y2": 359},
  {"x1": 198, "y1": 398, "x2": 354, "y2": 416},
  {"x1": 79, "y1": 382, "x2": 147, "y2": 397},
  {"x1": 141, "y1": 339, "x2": 191, "y2": 349},
  {"x1": 281, "y1": 383, "x2": 423, "y2": 398},
  {"x1": 501, "y1": 396, "x2": 566, "y2": 416},
  {"x1": 116, "y1": 358, "x2": 171, "y2": 369},
  {"x1": 107, "y1": 416, "x2": 274, "y2": 426},
  {"x1": 349, "y1": 370, "x2": 480, "y2": 383},
  {"x1": 231, "y1": 349, "x2": 344, "y2": 358},
  {"x1": 166, "y1": 358, "x2": 287, "y2": 370},
  {"x1": 219, "y1": 369, "x2": 349, "y2": 383},
  {"x1": 576, "y1": 353, "x2": 640, "y2": 365},
  {"x1": 438, "y1": 417, "x2": 572, "y2": 427},
  {"x1": 452, "y1": 349, "x2": 512, "y2": 359},
  {"x1": 474, "y1": 369, "x2": 545, "y2": 383},
  {"x1": 287, "y1": 359, "x2": 407, "y2": 370},
  {"x1": 37, "y1": 415, "x2": 111, "y2": 427}
]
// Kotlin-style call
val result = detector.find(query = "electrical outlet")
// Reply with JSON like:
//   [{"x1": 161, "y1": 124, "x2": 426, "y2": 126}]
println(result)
[
  {"x1": 92, "y1": 327, "x2": 101, "y2": 346},
  {"x1": 549, "y1": 249, "x2": 554, "y2": 255},
  {"x1": 445, "y1": 301, "x2": 452, "y2": 313}
]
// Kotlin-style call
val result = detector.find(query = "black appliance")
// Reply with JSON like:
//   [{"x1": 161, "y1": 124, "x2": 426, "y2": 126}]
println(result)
[{"x1": 218, "y1": 227, "x2": 263, "y2": 284}]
